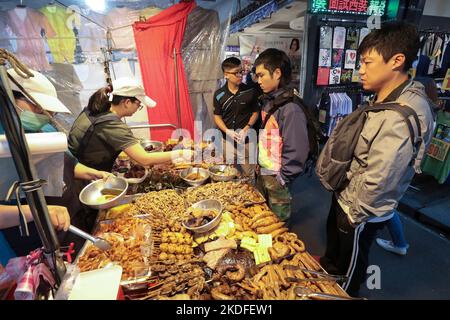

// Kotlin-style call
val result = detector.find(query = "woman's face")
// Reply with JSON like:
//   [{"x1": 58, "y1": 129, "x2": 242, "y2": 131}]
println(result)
[
  {"x1": 290, "y1": 39, "x2": 299, "y2": 51},
  {"x1": 16, "y1": 98, "x2": 43, "y2": 114}
]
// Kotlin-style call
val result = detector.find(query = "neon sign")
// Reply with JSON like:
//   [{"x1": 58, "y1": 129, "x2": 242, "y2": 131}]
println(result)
[{"x1": 310, "y1": 0, "x2": 388, "y2": 16}]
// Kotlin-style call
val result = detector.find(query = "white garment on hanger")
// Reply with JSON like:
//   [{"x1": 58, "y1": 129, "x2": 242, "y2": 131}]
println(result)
[
  {"x1": 14, "y1": 7, "x2": 27, "y2": 21},
  {"x1": 429, "y1": 35, "x2": 443, "y2": 75},
  {"x1": 74, "y1": 63, "x2": 107, "y2": 108},
  {"x1": 104, "y1": 7, "x2": 140, "y2": 51}
]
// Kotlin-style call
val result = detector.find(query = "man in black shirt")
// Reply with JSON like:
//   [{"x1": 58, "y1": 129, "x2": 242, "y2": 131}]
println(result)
[{"x1": 213, "y1": 57, "x2": 260, "y2": 182}]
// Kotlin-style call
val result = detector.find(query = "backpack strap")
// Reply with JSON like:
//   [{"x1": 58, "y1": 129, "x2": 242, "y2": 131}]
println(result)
[
  {"x1": 364, "y1": 102, "x2": 423, "y2": 163},
  {"x1": 77, "y1": 108, "x2": 119, "y2": 162},
  {"x1": 261, "y1": 89, "x2": 303, "y2": 129}
]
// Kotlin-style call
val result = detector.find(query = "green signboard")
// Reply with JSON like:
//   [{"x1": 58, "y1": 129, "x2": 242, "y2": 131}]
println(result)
[{"x1": 309, "y1": 0, "x2": 391, "y2": 16}]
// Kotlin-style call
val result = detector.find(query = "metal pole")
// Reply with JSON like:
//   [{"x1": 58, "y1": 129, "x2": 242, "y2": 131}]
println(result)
[
  {"x1": 173, "y1": 47, "x2": 182, "y2": 129},
  {"x1": 0, "y1": 65, "x2": 66, "y2": 285},
  {"x1": 129, "y1": 123, "x2": 177, "y2": 130}
]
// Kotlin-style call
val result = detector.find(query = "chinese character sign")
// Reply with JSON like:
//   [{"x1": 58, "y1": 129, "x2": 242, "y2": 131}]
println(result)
[
  {"x1": 311, "y1": 0, "x2": 328, "y2": 12},
  {"x1": 310, "y1": 0, "x2": 386, "y2": 15}
]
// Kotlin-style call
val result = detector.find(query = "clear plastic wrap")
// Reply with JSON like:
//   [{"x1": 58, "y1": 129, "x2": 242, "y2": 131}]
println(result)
[
  {"x1": 0, "y1": 1, "x2": 231, "y2": 138},
  {"x1": 182, "y1": 4, "x2": 232, "y2": 136}
]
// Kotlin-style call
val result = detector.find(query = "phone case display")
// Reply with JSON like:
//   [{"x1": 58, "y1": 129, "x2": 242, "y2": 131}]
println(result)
[
  {"x1": 340, "y1": 69, "x2": 353, "y2": 84},
  {"x1": 332, "y1": 27, "x2": 346, "y2": 49},
  {"x1": 317, "y1": 67, "x2": 330, "y2": 86},
  {"x1": 332, "y1": 49, "x2": 344, "y2": 68},
  {"x1": 319, "y1": 48, "x2": 332, "y2": 67},
  {"x1": 319, "y1": 26, "x2": 333, "y2": 49},
  {"x1": 345, "y1": 28, "x2": 359, "y2": 50},
  {"x1": 329, "y1": 67, "x2": 342, "y2": 85},
  {"x1": 317, "y1": 25, "x2": 366, "y2": 86},
  {"x1": 344, "y1": 50, "x2": 357, "y2": 69}
]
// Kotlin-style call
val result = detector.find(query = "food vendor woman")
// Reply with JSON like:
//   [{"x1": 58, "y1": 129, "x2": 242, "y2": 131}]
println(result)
[
  {"x1": 68, "y1": 77, "x2": 193, "y2": 172},
  {"x1": 0, "y1": 69, "x2": 109, "y2": 264}
]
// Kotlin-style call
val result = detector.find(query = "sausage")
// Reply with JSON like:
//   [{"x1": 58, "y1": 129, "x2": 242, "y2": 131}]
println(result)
[
  {"x1": 257, "y1": 222, "x2": 285, "y2": 234},
  {"x1": 251, "y1": 216, "x2": 278, "y2": 228},
  {"x1": 251, "y1": 211, "x2": 273, "y2": 223},
  {"x1": 270, "y1": 227, "x2": 288, "y2": 238}
]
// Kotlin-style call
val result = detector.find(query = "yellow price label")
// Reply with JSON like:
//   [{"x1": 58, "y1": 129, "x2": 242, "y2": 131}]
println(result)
[
  {"x1": 254, "y1": 246, "x2": 271, "y2": 265},
  {"x1": 258, "y1": 234, "x2": 273, "y2": 248}
]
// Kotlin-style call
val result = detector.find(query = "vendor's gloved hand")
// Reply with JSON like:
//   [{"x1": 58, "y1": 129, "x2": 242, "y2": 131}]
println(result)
[
  {"x1": 48, "y1": 205, "x2": 70, "y2": 232},
  {"x1": 74, "y1": 163, "x2": 111, "y2": 181}
]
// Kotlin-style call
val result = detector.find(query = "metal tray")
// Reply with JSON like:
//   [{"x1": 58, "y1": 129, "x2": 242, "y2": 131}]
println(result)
[{"x1": 74, "y1": 215, "x2": 154, "y2": 286}]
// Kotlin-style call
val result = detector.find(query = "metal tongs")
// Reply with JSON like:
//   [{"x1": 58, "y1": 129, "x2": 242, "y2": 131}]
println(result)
[
  {"x1": 68, "y1": 225, "x2": 112, "y2": 251},
  {"x1": 294, "y1": 287, "x2": 367, "y2": 300},
  {"x1": 284, "y1": 265, "x2": 349, "y2": 282}
]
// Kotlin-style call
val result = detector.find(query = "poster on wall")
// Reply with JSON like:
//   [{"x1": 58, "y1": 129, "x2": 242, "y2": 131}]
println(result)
[
  {"x1": 239, "y1": 35, "x2": 301, "y2": 60},
  {"x1": 239, "y1": 34, "x2": 302, "y2": 87}
]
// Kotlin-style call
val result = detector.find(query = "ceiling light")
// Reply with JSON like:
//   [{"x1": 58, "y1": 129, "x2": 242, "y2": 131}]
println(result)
[{"x1": 85, "y1": 0, "x2": 105, "y2": 12}]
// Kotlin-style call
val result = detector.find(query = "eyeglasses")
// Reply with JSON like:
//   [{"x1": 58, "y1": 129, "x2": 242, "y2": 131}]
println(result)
[
  {"x1": 133, "y1": 99, "x2": 144, "y2": 111},
  {"x1": 225, "y1": 70, "x2": 244, "y2": 77}
]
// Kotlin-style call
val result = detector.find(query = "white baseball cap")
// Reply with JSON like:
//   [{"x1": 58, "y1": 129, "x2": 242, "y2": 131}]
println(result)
[
  {"x1": 111, "y1": 77, "x2": 156, "y2": 108},
  {"x1": 7, "y1": 68, "x2": 71, "y2": 114}
]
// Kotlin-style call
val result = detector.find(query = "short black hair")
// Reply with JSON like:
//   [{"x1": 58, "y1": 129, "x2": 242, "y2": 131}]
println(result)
[
  {"x1": 222, "y1": 57, "x2": 241, "y2": 72},
  {"x1": 254, "y1": 48, "x2": 292, "y2": 88},
  {"x1": 357, "y1": 22, "x2": 420, "y2": 72}
]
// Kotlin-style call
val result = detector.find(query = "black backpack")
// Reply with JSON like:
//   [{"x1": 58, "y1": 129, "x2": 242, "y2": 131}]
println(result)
[
  {"x1": 315, "y1": 102, "x2": 422, "y2": 192},
  {"x1": 261, "y1": 88, "x2": 326, "y2": 174}
]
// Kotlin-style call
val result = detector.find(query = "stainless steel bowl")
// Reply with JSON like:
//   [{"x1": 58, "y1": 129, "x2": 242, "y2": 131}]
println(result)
[
  {"x1": 208, "y1": 165, "x2": 238, "y2": 182},
  {"x1": 179, "y1": 167, "x2": 210, "y2": 187},
  {"x1": 140, "y1": 139, "x2": 164, "y2": 152},
  {"x1": 182, "y1": 199, "x2": 223, "y2": 234},
  {"x1": 79, "y1": 176, "x2": 128, "y2": 210}
]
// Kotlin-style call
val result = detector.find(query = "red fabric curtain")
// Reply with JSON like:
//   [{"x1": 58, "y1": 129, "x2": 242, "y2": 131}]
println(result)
[{"x1": 133, "y1": 2, "x2": 196, "y2": 142}]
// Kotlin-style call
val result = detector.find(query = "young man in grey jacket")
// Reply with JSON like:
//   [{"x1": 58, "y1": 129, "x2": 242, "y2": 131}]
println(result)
[
  {"x1": 319, "y1": 22, "x2": 434, "y2": 296},
  {"x1": 254, "y1": 49, "x2": 310, "y2": 221}
]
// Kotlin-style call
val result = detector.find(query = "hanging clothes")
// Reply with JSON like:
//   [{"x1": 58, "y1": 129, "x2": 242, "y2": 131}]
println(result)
[
  {"x1": 105, "y1": 7, "x2": 140, "y2": 51},
  {"x1": 320, "y1": 92, "x2": 354, "y2": 137},
  {"x1": 39, "y1": 4, "x2": 76, "y2": 64},
  {"x1": 428, "y1": 35, "x2": 443, "y2": 75},
  {"x1": 133, "y1": 1, "x2": 196, "y2": 141},
  {"x1": 0, "y1": 12, "x2": 15, "y2": 53},
  {"x1": 182, "y1": 6, "x2": 223, "y2": 135},
  {"x1": 5, "y1": 7, "x2": 56, "y2": 71},
  {"x1": 43, "y1": 63, "x2": 83, "y2": 116},
  {"x1": 73, "y1": 63, "x2": 107, "y2": 109},
  {"x1": 73, "y1": 8, "x2": 107, "y2": 58},
  {"x1": 437, "y1": 35, "x2": 450, "y2": 70}
]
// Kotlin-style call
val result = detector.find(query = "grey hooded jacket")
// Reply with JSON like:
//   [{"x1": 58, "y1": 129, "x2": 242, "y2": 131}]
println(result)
[{"x1": 337, "y1": 81, "x2": 435, "y2": 224}]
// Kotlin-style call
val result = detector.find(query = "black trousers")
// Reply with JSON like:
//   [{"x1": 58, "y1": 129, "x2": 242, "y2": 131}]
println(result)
[{"x1": 320, "y1": 195, "x2": 386, "y2": 297}]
